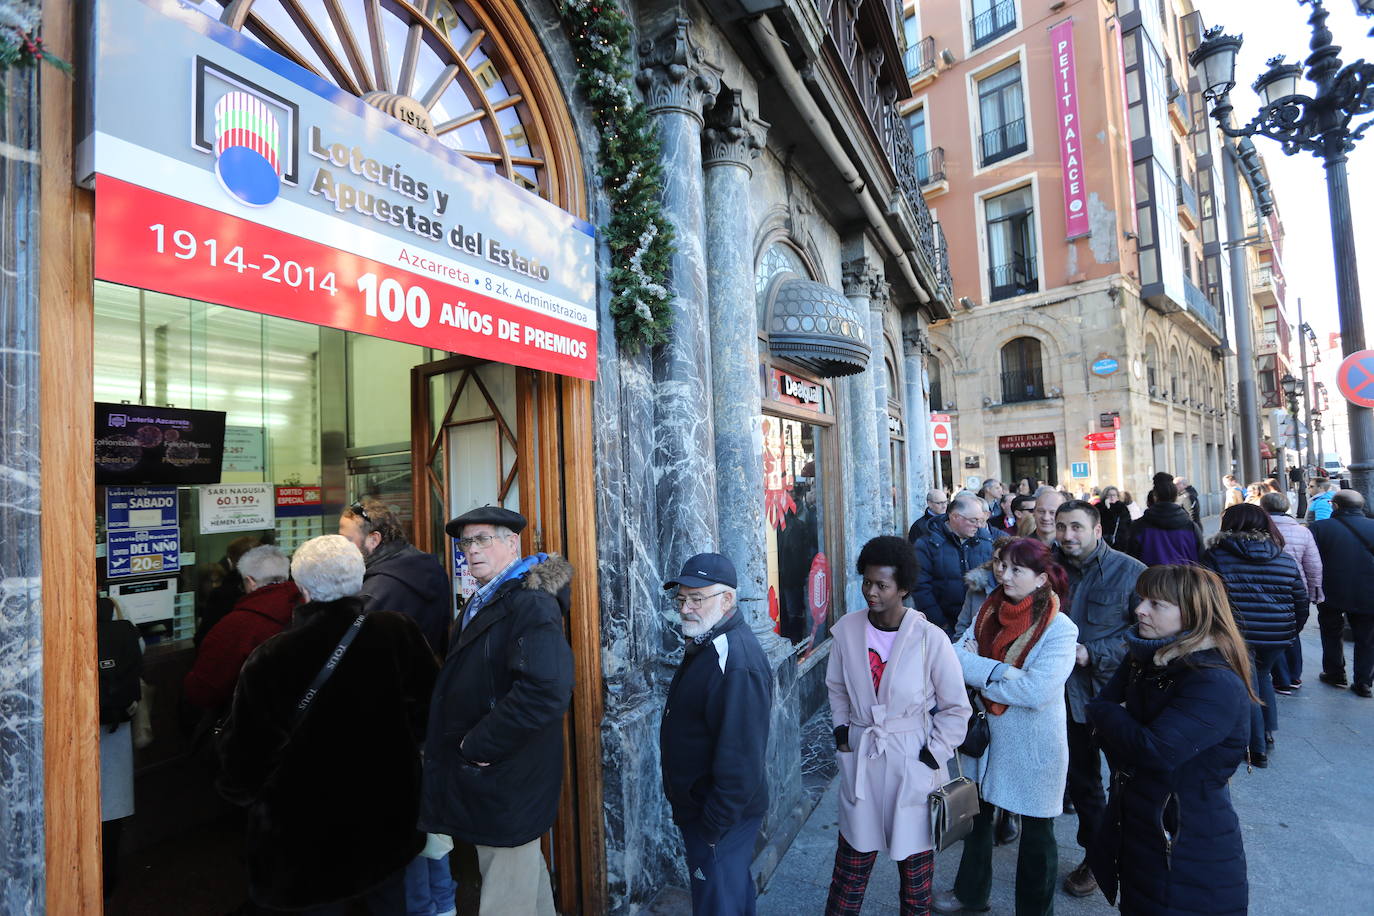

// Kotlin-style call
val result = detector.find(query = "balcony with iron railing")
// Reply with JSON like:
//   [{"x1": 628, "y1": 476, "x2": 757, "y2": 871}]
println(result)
[
  {"x1": 905, "y1": 36, "x2": 935, "y2": 79},
  {"x1": 933, "y1": 221, "x2": 952, "y2": 296},
  {"x1": 915, "y1": 146, "x2": 945, "y2": 187},
  {"x1": 989, "y1": 253, "x2": 1038, "y2": 301},
  {"x1": 1176, "y1": 178, "x2": 1199, "y2": 223},
  {"x1": 971, "y1": 0, "x2": 1017, "y2": 49},
  {"x1": 979, "y1": 118, "x2": 1026, "y2": 166},
  {"x1": 1001, "y1": 367, "x2": 1046, "y2": 404},
  {"x1": 1183, "y1": 278, "x2": 1223, "y2": 341}
]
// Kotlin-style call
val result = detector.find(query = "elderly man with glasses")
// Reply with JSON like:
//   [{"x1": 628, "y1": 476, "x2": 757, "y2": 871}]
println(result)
[
  {"x1": 913, "y1": 492, "x2": 995, "y2": 636},
  {"x1": 908, "y1": 488, "x2": 950, "y2": 542},
  {"x1": 660, "y1": 553, "x2": 772, "y2": 915},
  {"x1": 419, "y1": 506, "x2": 573, "y2": 916}
]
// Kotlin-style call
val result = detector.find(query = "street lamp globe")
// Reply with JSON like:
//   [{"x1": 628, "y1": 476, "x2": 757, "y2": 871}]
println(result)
[
  {"x1": 1189, "y1": 26, "x2": 1244, "y2": 99},
  {"x1": 1281, "y1": 372, "x2": 1299, "y2": 398},
  {"x1": 1253, "y1": 56, "x2": 1305, "y2": 107}
]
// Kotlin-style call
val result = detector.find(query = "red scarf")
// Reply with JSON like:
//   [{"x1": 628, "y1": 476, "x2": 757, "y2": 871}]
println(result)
[{"x1": 973, "y1": 587, "x2": 1059, "y2": 715}]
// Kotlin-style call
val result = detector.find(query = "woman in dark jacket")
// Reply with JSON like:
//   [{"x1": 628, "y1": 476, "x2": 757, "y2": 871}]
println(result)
[
  {"x1": 1099, "y1": 486, "x2": 1133, "y2": 551},
  {"x1": 1087, "y1": 564, "x2": 1254, "y2": 916},
  {"x1": 1126, "y1": 475, "x2": 1205, "y2": 566},
  {"x1": 1201, "y1": 504, "x2": 1306, "y2": 766}
]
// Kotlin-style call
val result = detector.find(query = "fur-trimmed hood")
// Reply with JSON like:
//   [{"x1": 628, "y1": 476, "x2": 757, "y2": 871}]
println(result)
[
  {"x1": 963, "y1": 563, "x2": 998, "y2": 595},
  {"x1": 1155, "y1": 633, "x2": 1218, "y2": 666},
  {"x1": 522, "y1": 554, "x2": 573, "y2": 598}
]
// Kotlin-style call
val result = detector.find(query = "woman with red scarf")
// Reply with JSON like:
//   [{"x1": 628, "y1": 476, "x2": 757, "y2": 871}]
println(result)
[{"x1": 932, "y1": 538, "x2": 1078, "y2": 916}]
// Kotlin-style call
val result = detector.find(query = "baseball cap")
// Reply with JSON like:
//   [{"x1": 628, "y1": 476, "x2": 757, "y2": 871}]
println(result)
[{"x1": 663, "y1": 552, "x2": 737, "y2": 590}]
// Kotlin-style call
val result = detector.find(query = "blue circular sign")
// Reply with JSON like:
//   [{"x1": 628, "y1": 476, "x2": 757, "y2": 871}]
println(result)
[
  {"x1": 1091, "y1": 357, "x2": 1119, "y2": 376},
  {"x1": 216, "y1": 146, "x2": 281, "y2": 207}
]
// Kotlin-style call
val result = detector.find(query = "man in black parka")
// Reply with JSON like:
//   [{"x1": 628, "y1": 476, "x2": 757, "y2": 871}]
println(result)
[
  {"x1": 340, "y1": 496, "x2": 451, "y2": 657},
  {"x1": 420, "y1": 506, "x2": 573, "y2": 916}
]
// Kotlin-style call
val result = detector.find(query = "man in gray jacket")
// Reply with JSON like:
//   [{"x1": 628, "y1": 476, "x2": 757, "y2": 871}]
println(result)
[{"x1": 1054, "y1": 499, "x2": 1145, "y2": 897}]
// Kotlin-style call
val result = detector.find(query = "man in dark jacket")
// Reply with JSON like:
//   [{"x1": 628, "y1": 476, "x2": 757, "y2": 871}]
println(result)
[
  {"x1": 907, "y1": 487, "x2": 949, "y2": 542},
  {"x1": 914, "y1": 493, "x2": 994, "y2": 634},
  {"x1": 1310, "y1": 490, "x2": 1374, "y2": 696},
  {"x1": 184, "y1": 544, "x2": 302, "y2": 712},
  {"x1": 1174, "y1": 476, "x2": 1202, "y2": 525},
  {"x1": 340, "y1": 496, "x2": 451, "y2": 656},
  {"x1": 661, "y1": 553, "x2": 771, "y2": 916},
  {"x1": 1053, "y1": 500, "x2": 1145, "y2": 896},
  {"x1": 420, "y1": 506, "x2": 573, "y2": 916},
  {"x1": 217, "y1": 535, "x2": 438, "y2": 913}
]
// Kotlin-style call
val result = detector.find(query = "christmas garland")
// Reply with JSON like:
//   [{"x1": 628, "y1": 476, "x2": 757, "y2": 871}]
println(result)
[
  {"x1": 560, "y1": 0, "x2": 674, "y2": 353},
  {"x1": 0, "y1": 2, "x2": 70, "y2": 111}
]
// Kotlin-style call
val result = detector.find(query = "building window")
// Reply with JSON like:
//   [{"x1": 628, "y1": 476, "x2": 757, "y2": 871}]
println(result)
[
  {"x1": 1000, "y1": 337, "x2": 1044, "y2": 403},
  {"x1": 985, "y1": 185, "x2": 1038, "y2": 300},
  {"x1": 928, "y1": 358, "x2": 945, "y2": 411},
  {"x1": 970, "y1": 0, "x2": 1017, "y2": 49},
  {"x1": 977, "y1": 63, "x2": 1026, "y2": 165}
]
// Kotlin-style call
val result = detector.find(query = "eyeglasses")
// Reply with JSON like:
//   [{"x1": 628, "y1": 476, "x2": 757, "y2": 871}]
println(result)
[
  {"x1": 672, "y1": 590, "x2": 728, "y2": 610},
  {"x1": 348, "y1": 499, "x2": 371, "y2": 523},
  {"x1": 457, "y1": 533, "x2": 508, "y2": 552}
]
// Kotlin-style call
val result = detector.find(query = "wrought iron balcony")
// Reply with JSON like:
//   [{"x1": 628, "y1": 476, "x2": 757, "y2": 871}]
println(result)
[
  {"x1": 1000, "y1": 367, "x2": 1046, "y2": 404},
  {"x1": 979, "y1": 118, "x2": 1027, "y2": 165},
  {"x1": 915, "y1": 147, "x2": 946, "y2": 186},
  {"x1": 989, "y1": 253, "x2": 1038, "y2": 301},
  {"x1": 1183, "y1": 279, "x2": 1222, "y2": 339},
  {"x1": 971, "y1": 0, "x2": 1017, "y2": 49},
  {"x1": 905, "y1": 36, "x2": 935, "y2": 78},
  {"x1": 933, "y1": 221, "x2": 952, "y2": 298},
  {"x1": 1176, "y1": 178, "x2": 1199, "y2": 219}
]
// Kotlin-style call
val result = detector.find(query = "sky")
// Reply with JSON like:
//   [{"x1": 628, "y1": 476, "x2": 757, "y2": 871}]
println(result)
[{"x1": 1197, "y1": 0, "x2": 1374, "y2": 348}]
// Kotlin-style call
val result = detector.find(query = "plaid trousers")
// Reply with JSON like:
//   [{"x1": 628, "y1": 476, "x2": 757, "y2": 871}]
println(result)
[{"x1": 824, "y1": 831, "x2": 934, "y2": 915}]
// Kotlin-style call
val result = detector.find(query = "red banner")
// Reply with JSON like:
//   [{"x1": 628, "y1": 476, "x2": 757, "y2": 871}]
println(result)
[
  {"x1": 999, "y1": 432, "x2": 1055, "y2": 451},
  {"x1": 95, "y1": 176, "x2": 596, "y2": 380},
  {"x1": 1050, "y1": 20, "x2": 1089, "y2": 240}
]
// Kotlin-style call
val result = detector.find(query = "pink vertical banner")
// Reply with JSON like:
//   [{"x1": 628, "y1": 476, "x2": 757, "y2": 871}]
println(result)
[{"x1": 1051, "y1": 19, "x2": 1089, "y2": 239}]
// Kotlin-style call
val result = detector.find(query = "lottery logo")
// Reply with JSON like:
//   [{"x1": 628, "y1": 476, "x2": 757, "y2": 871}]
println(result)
[{"x1": 213, "y1": 91, "x2": 283, "y2": 207}]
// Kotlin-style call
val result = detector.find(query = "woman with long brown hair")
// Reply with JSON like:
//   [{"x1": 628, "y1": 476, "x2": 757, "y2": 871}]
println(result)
[{"x1": 1087, "y1": 565, "x2": 1254, "y2": 916}]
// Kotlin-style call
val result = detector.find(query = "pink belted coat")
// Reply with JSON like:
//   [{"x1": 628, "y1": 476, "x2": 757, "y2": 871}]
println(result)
[{"x1": 826, "y1": 608, "x2": 971, "y2": 859}]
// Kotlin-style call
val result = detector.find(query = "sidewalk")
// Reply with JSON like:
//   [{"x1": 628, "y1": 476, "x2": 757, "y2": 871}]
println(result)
[{"x1": 757, "y1": 619, "x2": 1374, "y2": 914}]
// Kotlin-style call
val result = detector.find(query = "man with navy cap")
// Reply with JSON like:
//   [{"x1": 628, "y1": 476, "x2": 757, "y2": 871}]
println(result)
[
  {"x1": 419, "y1": 506, "x2": 573, "y2": 916},
  {"x1": 660, "y1": 552, "x2": 772, "y2": 915}
]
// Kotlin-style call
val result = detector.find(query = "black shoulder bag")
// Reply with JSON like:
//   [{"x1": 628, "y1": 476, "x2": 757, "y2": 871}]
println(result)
[{"x1": 292, "y1": 613, "x2": 367, "y2": 726}]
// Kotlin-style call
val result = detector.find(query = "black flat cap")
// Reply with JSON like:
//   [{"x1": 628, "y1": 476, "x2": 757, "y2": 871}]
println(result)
[{"x1": 445, "y1": 505, "x2": 527, "y2": 537}]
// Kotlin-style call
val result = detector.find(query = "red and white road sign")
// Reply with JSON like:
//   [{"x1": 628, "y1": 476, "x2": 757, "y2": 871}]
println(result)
[
  {"x1": 932, "y1": 421, "x2": 951, "y2": 450},
  {"x1": 930, "y1": 413, "x2": 951, "y2": 423},
  {"x1": 1084, "y1": 431, "x2": 1117, "y2": 443},
  {"x1": 1336, "y1": 349, "x2": 1374, "y2": 409},
  {"x1": 1085, "y1": 441, "x2": 1117, "y2": 451}
]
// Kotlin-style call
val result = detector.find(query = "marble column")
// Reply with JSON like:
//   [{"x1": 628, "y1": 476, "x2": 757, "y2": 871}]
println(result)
[
  {"x1": 842, "y1": 258, "x2": 887, "y2": 548},
  {"x1": 638, "y1": 18, "x2": 722, "y2": 577},
  {"x1": 868, "y1": 287, "x2": 894, "y2": 534},
  {"x1": 703, "y1": 90, "x2": 773, "y2": 639},
  {"x1": 0, "y1": 66, "x2": 45, "y2": 910},
  {"x1": 904, "y1": 326, "x2": 934, "y2": 523}
]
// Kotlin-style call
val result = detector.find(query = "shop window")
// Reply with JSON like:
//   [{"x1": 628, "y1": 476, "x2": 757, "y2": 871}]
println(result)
[
  {"x1": 1000, "y1": 336, "x2": 1044, "y2": 402},
  {"x1": 985, "y1": 185, "x2": 1038, "y2": 300},
  {"x1": 763, "y1": 414, "x2": 833, "y2": 655}
]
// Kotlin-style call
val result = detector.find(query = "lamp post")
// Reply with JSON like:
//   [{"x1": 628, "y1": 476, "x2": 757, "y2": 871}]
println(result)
[
  {"x1": 1191, "y1": 0, "x2": 1374, "y2": 506},
  {"x1": 1281, "y1": 371, "x2": 1304, "y2": 511}
]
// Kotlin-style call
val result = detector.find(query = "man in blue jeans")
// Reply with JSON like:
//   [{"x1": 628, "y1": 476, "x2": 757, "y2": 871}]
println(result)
[{"x1": 660, "y1": 553, "x2": 773, "y2": 915}]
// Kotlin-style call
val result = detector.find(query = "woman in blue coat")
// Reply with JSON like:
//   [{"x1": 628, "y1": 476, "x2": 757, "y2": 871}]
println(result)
[
  {"x1": 1087, "y1": 564, "x2": 1255, "y2": 916},
  {"x1": 1200, "y1": 503, "x2": 1305, "y2": 766}
]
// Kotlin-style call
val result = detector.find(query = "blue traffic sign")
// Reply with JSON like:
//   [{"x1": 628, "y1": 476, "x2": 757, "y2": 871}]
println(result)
[
  {"x1": 1336, "y1": 349, "x2": 1374, "y2": 409},
  {"x1": 1071, "y1": 461, "x2": 1090, "y2": 478}
]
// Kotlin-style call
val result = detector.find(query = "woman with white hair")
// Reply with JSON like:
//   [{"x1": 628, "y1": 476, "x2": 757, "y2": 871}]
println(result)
[{"x1": 217, "y1": 535, "x2": 439, "y2": 914}]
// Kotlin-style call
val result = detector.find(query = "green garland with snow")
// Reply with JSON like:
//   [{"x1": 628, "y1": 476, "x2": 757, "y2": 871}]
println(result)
[
  {"x1": 560, "y1": 0, "x2": 674, "y2": 353},
  {"x1": 0, "y1": 1, "x2": 71, "y2": 111}
]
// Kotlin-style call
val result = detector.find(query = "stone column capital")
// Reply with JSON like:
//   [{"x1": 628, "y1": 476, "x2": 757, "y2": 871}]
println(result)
[
  {"x1": 703, "y1": 89, "x2": 768, "y2": 173},
  {"x1": 842, "y1": 257, "x2": 884, "y2": 299},
  {"x1": 636, "y1": 18, "x2": 722, "y2": 123},
  {"x1": 868, "y1": 279, "x2": 891, "y2": 311}
]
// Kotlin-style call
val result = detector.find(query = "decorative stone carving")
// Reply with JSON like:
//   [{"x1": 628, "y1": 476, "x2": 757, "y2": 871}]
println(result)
[
  {"x1": 703, "y1": 89, "x2": 768, "y2": 173},
  {"x1": 842, "y1": 256, "x2": 885, "y2": 300},
  {"x1": 636, "y1": 18, "x2": 722, "y2": 122}
]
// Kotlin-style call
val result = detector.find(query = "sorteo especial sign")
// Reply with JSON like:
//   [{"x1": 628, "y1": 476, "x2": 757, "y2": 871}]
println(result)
[{"x1": 92, "y1": 0, "x2": 597, "y2": 380}]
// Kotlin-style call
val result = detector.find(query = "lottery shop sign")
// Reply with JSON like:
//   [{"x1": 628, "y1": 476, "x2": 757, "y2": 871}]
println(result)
[{"x1": 92, "y1": 0, "x2": 596, "y2": 380}]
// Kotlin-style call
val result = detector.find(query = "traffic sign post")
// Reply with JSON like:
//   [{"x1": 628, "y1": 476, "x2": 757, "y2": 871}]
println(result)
[
  {"x1": 1085, "y1": 442, "x2": 1116, "y2": 451},
  {"x1": 1084, "y1": 431, "x2": 1117, "y2": 444},
  {"x1": 1334, "y1": 349, "x2": 1374, "y2": 507},
  {"x1": 931, "y1": 421, "x2": 951, "y2": 451},
  {"x1": 1337, "y1": 350, "x2": 1374, "y2": 409}
]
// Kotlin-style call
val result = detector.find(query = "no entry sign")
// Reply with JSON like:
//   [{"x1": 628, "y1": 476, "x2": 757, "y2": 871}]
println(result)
[
  {"x1": 1336, "y1": 349, "x2": 1374, "y2": 409},
  {"x1": 932, "y1": 421, "x2": 951, "y2": 450}
]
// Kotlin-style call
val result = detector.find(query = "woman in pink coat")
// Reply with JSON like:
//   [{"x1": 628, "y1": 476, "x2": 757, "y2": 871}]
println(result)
[{"x1": 824, "y1": 536, "x2": 971, "y2": 915}]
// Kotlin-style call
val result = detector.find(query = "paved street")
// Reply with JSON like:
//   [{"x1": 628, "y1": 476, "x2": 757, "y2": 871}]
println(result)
[{"x1": 756, "y1": 618, "x2": 1374, "y2": 914}]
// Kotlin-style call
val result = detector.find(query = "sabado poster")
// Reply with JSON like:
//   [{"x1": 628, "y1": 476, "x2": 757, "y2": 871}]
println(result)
[{"x1": 92, "y1": 0, "x2": 597, "y2": 380}]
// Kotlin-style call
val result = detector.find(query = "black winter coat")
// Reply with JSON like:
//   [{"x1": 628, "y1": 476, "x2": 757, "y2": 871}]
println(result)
[
  {"x1": 1309, "y1": 509, "x2": 1374, "y2": 614},
  {"x1": 660, "y1": 609, "x2": 772, "y2": 844},
  {"x1": 913, "y1": 522, "x2": 995, "y2": 631},
  {"x1": 217, "y1": 597, "x2": 438, "y2": 911},
  {"x1": 360, "y1": 542, "x2": 452, "y2": 657},
  {"x1": 1100, "y1": 501, "x2": 1134, "y2": 550},
  {"x1": 1201, "y1": 532, "x2": 1304, "y2": 648},
  {"x1": 420, "y1": 556, "x2": 574, "y2": 847},
  {"x1": 1087, "y1": 641, "x2": 1250, "y2": 916}
]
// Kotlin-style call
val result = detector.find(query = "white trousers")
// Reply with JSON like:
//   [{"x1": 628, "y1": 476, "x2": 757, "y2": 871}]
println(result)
[{"x1": 475, "y1": 838, "x2": 556, "y2": 916}]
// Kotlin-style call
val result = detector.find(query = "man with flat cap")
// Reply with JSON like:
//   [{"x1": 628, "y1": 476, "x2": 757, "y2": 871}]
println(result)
[
  {"x1": 419, "y1": 506, "x2": 573, "y2": 916},
  {"x1": 660, "y1": 553, "x2": 773, "y2": 915}
]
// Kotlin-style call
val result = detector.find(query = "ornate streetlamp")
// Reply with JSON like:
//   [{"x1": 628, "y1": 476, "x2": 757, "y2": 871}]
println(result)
[{"x1": 1191, "y1": 0, "x2": 1374, "y2": 504}]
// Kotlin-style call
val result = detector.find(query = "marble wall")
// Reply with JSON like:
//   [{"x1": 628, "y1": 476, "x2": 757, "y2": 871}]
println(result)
[{"x1": 0, "y1": 67, "x2": 46, "y2": 914}]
